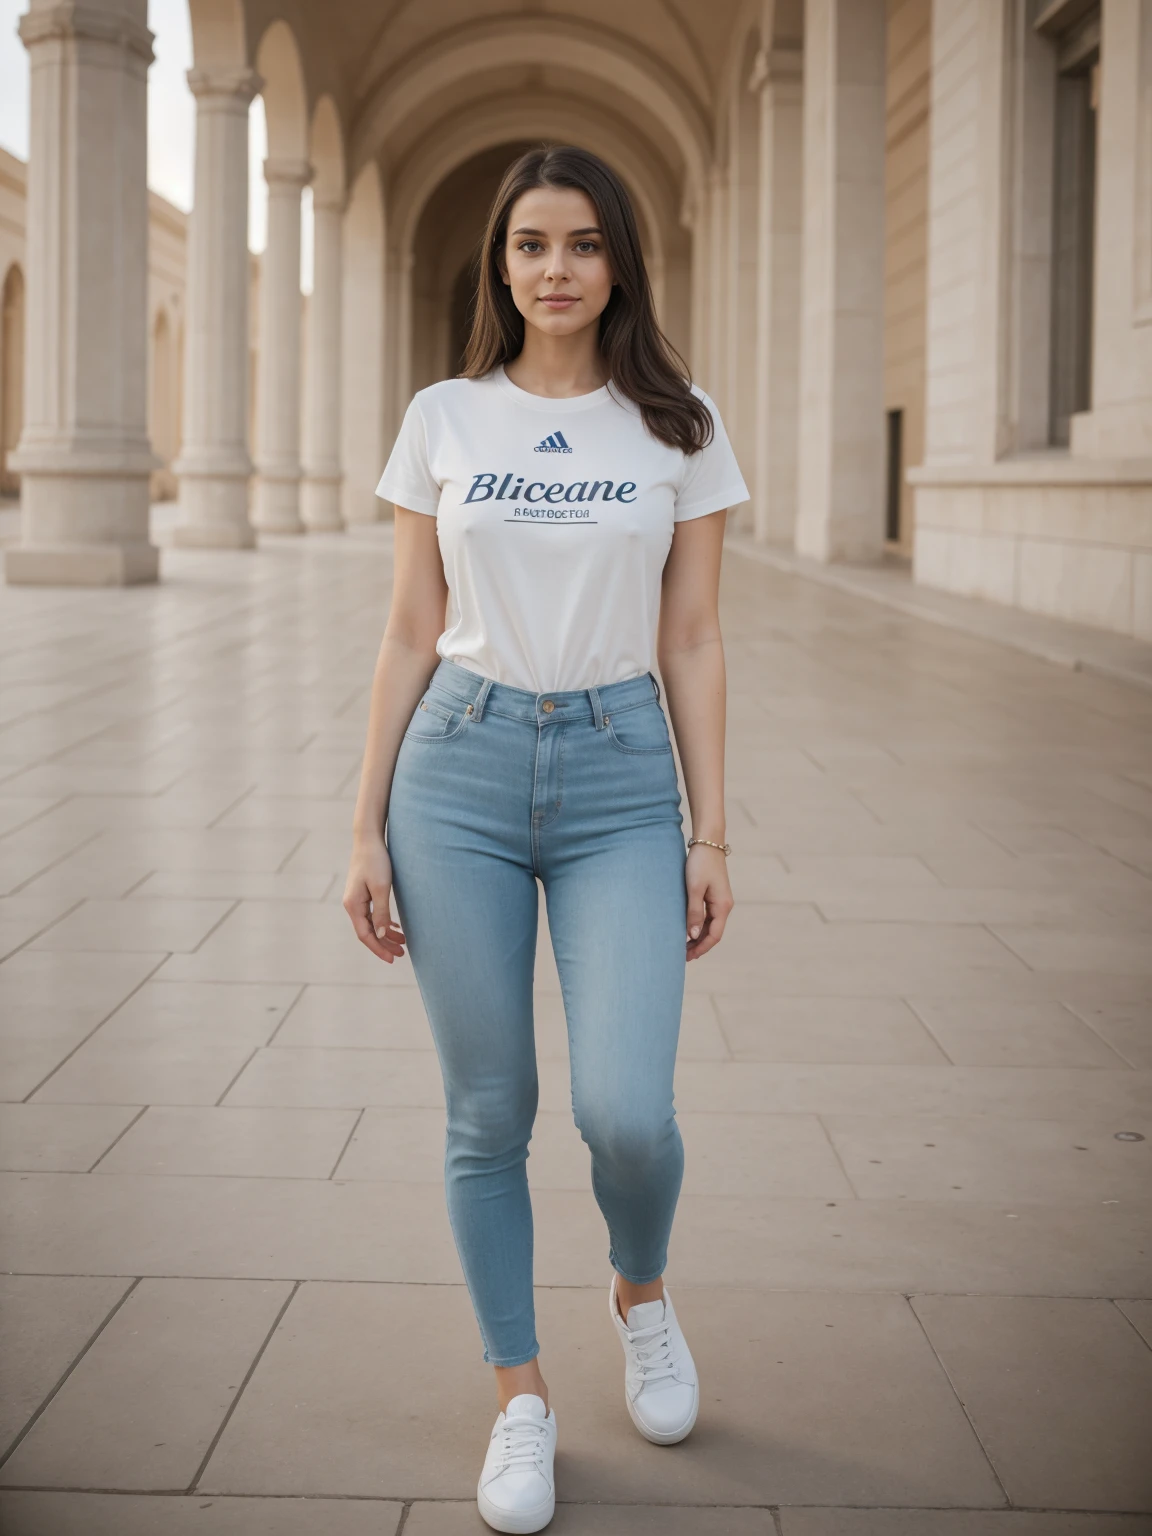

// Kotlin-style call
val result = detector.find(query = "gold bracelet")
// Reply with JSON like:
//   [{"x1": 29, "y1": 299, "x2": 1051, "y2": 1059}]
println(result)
[{"x1": 687, "y1": 837, "x2": 731, "y2": 855}]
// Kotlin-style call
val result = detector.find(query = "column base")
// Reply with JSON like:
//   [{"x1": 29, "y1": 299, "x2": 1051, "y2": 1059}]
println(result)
[
  {"x1": 6, "y1": 541, "x2": 159, "y2": 586},
  {"x1": 173, "y1": 469, "x2": 255, "y2": 548},
  {"x1": 172, "y1": 522, "x2": 257, "y2": 550},
  {"x1": 301, "y1": 477, "x2": 344, "y2": 532},
  {"x1": 253, "y1": 475, "x2": 305, "y2": 534}
]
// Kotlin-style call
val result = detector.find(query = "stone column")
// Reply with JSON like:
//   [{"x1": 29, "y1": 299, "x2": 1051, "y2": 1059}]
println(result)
[
  {"x1": 252, "y1": 158, "x2": 310, "y2": 533},
  {"x1": 301, "y1": 191, "x2": 344, "y2": 531},
  {"x1": 172, "y1": 66, "x2": 261, "y2": 549},
  {"x1": 6, "y1": 0, "x2": 159, "y2": 586},
  {"x1": 751, "y1": 44, "x2": 803, "y2": 544},
  {"x1": 794, "y1": 0, "x2": 887, "y2": 563}
]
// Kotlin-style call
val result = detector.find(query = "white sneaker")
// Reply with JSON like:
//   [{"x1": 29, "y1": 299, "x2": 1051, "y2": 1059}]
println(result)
[
  {"x1": 476, "y1": 1392, "x2": 557, "y2": 1534},
  {"x1": 609, "y1": 1274, "x2": 699, "y2": 1445}
]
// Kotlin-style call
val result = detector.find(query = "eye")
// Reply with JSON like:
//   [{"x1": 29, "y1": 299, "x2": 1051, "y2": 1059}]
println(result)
[
  {"x1": 517, "y1": 240, "x2": 543, "y2": 254},
  {"x1": 574, "y1": 241, "x2": 599, "y2": 254}
]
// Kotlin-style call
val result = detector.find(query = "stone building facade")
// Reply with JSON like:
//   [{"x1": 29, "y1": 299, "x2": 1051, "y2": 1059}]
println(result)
[{"x1": 3, "y1": 0, "x2": 1149, "y2": 640}]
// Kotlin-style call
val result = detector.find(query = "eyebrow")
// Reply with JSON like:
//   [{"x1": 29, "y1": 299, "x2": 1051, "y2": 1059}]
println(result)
[{"x1": 510, "y1": 226, "x2": 603, "y2": 237}]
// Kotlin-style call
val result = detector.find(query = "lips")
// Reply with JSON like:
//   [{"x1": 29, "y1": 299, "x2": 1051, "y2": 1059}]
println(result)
[{"x1": 540, "y1": 296, "x2": 578, "y2": 308}]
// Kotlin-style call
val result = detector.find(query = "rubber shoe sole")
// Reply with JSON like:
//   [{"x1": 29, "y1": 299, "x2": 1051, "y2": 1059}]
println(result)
[
  {"x1": 623, "y1": 1377, "x2": 699, "y2": 1445},
  {"x1": 476, "y1": 1480, "x2": 556, "y2": 1533}
]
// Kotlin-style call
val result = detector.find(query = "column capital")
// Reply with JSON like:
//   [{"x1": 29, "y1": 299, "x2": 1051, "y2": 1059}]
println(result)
[
  {"x1": 186, "y1": 65, "x2": 262, "y2": 105},
  {"x1": 749, "y1": 44, "x2": 802, "y2": 91},
  {"x1": 264, "y1": 158, "x2": 313, "y2": 191},
  {"x1": 19, "y1": 1, "x2": 153, "y2": 63}
]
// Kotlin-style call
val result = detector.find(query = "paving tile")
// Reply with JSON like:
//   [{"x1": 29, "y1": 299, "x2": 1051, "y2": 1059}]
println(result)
[
  {"x1": 159, "y1": 900, "x2": 404, "y2": 985},
  {"x1": 96, "y1": 1106, "x2": 361, "y2": 1178},
  {"x1": 0, "y1": 894, "x2": 80, "y2": 959},
  {"x1": 131, "y1": 870, "x2": 334, "y2": 900},
  {"x1": 911, "y1": 1295, "x2": 1152, "y2": 1510},
  {"x1": 1064, "y1": 1001, "x2": 1152, "y2": 1069},
  {"x1": 567, "y1": 1060, "x2": 1152, "y2": 1122},
  {"x1": 822, "y1": 1115, "x2": 1152, "y2": 1203},
  {"x1": 0, "y1": 1275, "x2": 132, "y2": 1456},
  {"x1": 223, "y1": 1048, "x2": 446, "y2": 1108},
  {"x1": 535, "y1": 1287, "x2": 1001, "y2": 1508},
  {"x1": 201, "y1": 1283, "x2": 998, "y2": 1504},
  {"x1": 779, "y1": 1512, "x2": 1152, "y2": 1534},
  {"x1": 0, "y1": 1493, "x2": 404, "y2": 1535},
  {"x1": 907, "y1": 999, "x2": 1132, "y2": 1068},
  {"x1": 31, "y1": 981, "x2": 299, "y2": 1106},
  {"x1": 0, "y1": 1172, "x2": 462, "y2": 1282},
  {"x1": 0, "y1": 949, "x2": 166, "y2": 1101},
  {"x1": 0, "y1": 1278, "x2": 294, "y2": 1491},
  {"x1": 990, "y1": 926, "x2": 1152, "y2": 976},
  {"x1": 1115, "y1": 1299, "x2": 1152, "y2": 1347},
  {"x1": 270, "y1": 984, "x2": 433, "y2": 1049},
  {"x1": 714, "y1": 997, "x2": 947, "y2": 1064},
  {"x1": 404, "y1": 1505, "x2": 775, "y2": 1534},
  {"x1": 0, "y1": 1103, "x2": 142, "y2": 1171},
  {"x1": 30, "y1": 897, "x2": 236, "y2": 953}
]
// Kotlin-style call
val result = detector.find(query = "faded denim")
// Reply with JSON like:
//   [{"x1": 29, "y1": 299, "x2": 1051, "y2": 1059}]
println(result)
[{"x1": 386, "y1": 656, "x2": 688, "y2": 1366}]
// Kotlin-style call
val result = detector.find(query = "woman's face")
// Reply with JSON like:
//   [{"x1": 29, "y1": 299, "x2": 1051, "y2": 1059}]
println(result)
[{"x1": 499, "y1": 185, "x2": 615, "y2": 338}]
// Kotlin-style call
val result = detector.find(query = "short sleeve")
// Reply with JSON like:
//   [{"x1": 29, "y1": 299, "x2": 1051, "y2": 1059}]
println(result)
[
  {"x1": 374, "y1": 395, "x2": 441, "y2": 515},
  {"x1": 673, "y1": 392, "x2": 750, "y2": 521}
]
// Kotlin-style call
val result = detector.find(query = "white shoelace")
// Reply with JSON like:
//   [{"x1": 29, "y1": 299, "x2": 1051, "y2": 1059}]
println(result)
[
  {"x1": 492, "y1": 1413, "x2": 550, "y2": 1476},
  {"x1": 625, "y1": 1316, "x2": 678, "y2": 1386}
]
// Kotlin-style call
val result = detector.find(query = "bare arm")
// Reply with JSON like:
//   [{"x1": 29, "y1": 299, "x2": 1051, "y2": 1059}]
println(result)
[
  {"x1": 657, "y1": 508, "x2": 734, "y2": 961},
  {"x1": 343, "y1": 506, "x2": 448, "y2": 963}
]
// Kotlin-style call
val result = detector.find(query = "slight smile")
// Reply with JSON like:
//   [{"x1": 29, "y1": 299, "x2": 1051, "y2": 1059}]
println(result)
[{"x1": 539, "y1": 295, "x2": 579, "y2": 309}]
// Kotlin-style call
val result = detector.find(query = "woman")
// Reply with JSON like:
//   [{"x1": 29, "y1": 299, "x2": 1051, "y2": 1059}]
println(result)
[{"x1": 343, "y1": 144, "x2": 745, "y2": 1533}]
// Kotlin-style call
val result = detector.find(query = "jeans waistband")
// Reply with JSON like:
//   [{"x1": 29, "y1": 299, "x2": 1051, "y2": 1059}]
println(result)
[{"x1": 428, "y1": 657, "x2": 661, "y2": 727}]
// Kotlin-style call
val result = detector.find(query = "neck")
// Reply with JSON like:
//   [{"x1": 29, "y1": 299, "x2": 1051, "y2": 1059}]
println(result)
[{"x1": 504, "y1": 325, "x2": 608, "y2": 398}]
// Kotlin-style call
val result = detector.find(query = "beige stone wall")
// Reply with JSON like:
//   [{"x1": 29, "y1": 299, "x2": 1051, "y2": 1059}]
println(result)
[
  {"x1": 883, "y1": 0, "x2": 931, "y2": 552},
  {"x1": 0, "y1": 150, "x2": 27, "y2": 498},
  {"x1": 0, "y1": 150, "x2": 189, "y2": 501}
]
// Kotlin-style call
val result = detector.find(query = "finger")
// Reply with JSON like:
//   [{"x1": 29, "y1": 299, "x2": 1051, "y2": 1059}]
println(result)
[
  {"x1": 685, "y1": 884, "x2": 708, "y2": 943},
  {"x1": 349, "y1": 912, "x2": 402, "y2": 963}
]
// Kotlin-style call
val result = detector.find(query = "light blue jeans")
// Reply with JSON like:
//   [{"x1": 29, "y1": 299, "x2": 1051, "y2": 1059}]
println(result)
[{"x1": 386, "y1": 657, "x2": 688, "y2": 1367}]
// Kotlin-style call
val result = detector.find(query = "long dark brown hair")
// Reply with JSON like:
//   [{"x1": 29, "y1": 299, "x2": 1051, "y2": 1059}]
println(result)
[{"x1": 461, "y1": 145, "x2": 713, "y2": 454}]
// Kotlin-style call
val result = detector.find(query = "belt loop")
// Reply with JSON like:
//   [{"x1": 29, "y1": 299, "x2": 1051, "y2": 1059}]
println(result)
[
  {"x1": 588, "y1": 684, "x2": 606, "y2": 730},
  {"x1": 471, "y1": 676, "x2": 494, "y2": 721},
  {"x1": 650, "y1": 671, "x2": 661, "y2": 704}
]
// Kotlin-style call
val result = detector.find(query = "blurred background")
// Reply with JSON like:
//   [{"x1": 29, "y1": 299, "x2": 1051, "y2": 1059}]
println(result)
[{"x1": 0, "y1": 0, "x2": 1147, "y2": 622}]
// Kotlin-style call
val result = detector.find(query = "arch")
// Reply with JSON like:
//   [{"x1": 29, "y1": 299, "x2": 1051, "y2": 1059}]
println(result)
[
  {"x1": 351, "y1": 18, "x2": 711, "y2": 208},
  {"x1": 1, "y1": 263, "x2": 24, "y2": 498},
  {"x1": 310, "y1": 93, "x2": 346, "y2": 208},
  {"x1": 186, "y1": 0, "x2": 247, "y2": 71},
  {"x1": 386, "y1": 98, "x2": 692, "y2": 360},
  {"x1": 254, "y1": 19, "x2": 309, "y2": 164}
]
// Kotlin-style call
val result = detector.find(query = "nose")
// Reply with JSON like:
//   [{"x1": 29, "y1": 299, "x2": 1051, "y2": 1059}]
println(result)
[{"x1": 545, "y1": 247, "x2": 571, "y2": 284}]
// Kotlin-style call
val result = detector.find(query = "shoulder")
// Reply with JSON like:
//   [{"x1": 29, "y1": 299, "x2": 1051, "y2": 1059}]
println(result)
[{"x1": 411, "y1": 374, "x2": 498, "y2": 414}]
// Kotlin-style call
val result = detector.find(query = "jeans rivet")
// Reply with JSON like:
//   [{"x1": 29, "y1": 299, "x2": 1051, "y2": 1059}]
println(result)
[{"x1": 466, "y1": 704, "x2": 473, "y2": 714}]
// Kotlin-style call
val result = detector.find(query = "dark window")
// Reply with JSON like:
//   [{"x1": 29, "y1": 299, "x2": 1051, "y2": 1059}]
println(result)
[
  {"x1": 886, "y1": 408, "x2": 904, "y2": 544},
  {"x1": 1038, "y1": 1, "x2": 1100, "y2": 445}
]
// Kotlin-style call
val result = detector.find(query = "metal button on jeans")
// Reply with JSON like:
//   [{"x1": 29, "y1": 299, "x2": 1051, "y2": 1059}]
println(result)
[{"x1": 541, "y1": 700, "x2": 555, "y2": 713}]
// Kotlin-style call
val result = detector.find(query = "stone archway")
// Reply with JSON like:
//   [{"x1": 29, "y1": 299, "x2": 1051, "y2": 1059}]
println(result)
[
  {"x1": 407, "y1": 142, "x2": 535, "y2": 395},
  {"x1": 1, "y1": 264, "x2": 24, "y2": 499}
]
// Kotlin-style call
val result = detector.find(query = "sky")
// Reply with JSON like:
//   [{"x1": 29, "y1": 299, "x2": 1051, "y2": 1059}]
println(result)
[{"x1": 0, "y1": 0, "x2": 311, "y2": 281}]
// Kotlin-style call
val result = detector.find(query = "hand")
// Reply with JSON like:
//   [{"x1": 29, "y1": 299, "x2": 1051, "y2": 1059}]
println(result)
[
  {"x1": 685, "y1": 843, "x2": 734, "y2": 961},
  {"x1": 343, "y1": 838, "x2": 407, "y2": 964}
]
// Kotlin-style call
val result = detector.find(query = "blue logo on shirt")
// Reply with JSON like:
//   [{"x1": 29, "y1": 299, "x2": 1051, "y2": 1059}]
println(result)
[{"x1": 534, "y1": 432, "x2": 573, "y2": 454}]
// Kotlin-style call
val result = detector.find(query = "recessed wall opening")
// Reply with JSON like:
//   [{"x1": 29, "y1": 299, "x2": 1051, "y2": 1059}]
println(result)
[
  {"x1": 885, "y1": 407, "x2": 904, "y2": 545},
  {"x1": 1041, "y1": 0, "x2": 1100, "y2": 446}
]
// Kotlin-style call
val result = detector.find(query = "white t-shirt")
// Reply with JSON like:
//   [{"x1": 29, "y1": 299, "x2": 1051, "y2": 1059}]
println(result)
[{"x1": 375, "y1": 365, "x2": 748, "y2": 693}]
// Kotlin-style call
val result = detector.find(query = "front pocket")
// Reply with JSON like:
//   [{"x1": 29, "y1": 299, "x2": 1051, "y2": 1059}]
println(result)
[
  {"x1": 403, "y1": 695, "x2": 472, "y2": 743},
  {"x1": 604, "y1": 701, "x2": 673, "y2": 755}
]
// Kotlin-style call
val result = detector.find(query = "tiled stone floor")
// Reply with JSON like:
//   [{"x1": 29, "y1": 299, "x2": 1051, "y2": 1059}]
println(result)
[{"x1": 1, "y1": 527, "x2": 1151, "y2": 1535}]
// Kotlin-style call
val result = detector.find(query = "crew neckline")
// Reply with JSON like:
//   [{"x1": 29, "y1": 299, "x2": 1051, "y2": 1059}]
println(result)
[{"x1": 494, "y1": 365, "x2": 614, "y2": 413}]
